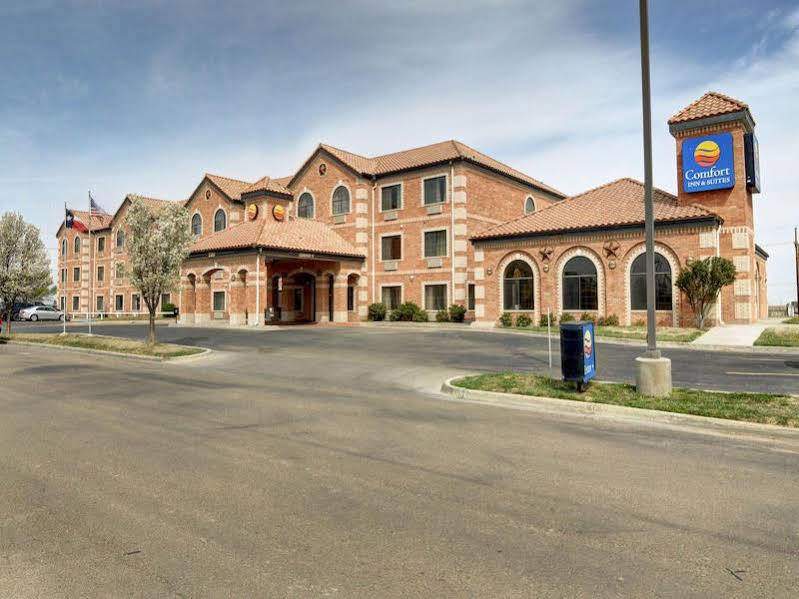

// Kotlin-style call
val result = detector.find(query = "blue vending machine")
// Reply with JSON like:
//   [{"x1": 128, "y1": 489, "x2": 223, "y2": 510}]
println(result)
[{"x1": 559, "y1": 321, "x2": 596, "y2": 392}]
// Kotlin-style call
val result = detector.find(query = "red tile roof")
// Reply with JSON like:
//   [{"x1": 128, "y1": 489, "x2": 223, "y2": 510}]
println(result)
[
  {"x1": 190, "y1": 217, "x2": 364, "y2": 259},
  {"x1": 206, "y1": 173, "x2": 253, "y2": 200},
  {"x1": 668, "y1": 92, "x2": 749, "y2": 125},
  {"x1": 125, "y1": 194, "x2": 176, "y2": 211},
  {"x1": 472, "y1": 178, "x2": 719, "y2": 241},
  {"x1": 69, "y1": 209, "x2": 113, "y2": 231},
  {"x1": 315, "y1": 140, "x2": 564, "y2": 197},
  {"x1": 242, "y1": 175, "x2": 292, "y2": 197}
]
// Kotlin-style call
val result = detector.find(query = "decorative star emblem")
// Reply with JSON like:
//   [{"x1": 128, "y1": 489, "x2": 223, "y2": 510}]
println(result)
[
  {"x1": 539, "y1": 246, "x2": 554, "y2": 262},
  {"x1": 603, "y1": 240, "x2": 620, "y2": 259}
]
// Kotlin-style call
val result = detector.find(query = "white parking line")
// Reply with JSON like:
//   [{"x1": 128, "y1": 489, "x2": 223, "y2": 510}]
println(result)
[{"x1": 726, "y1": 371, "x2": 799, "y2": 377}]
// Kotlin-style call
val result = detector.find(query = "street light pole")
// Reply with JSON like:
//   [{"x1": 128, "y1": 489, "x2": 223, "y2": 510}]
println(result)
[
  {"x1": 639, "y1": 0, "x2": 658, "y2": 358},
  {"x1": 794, "y1": 227, "x2": 798, "y2": 316},
  {"x1": 634, "y1": 0, "x2": 672, "y2": 397}
]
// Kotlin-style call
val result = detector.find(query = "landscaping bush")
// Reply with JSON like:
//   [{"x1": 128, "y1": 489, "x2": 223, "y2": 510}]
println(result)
[
  {"x1": 368, "y1": 302, "x2": 387, "y2": 321},
  {"x1": 392, "y1": 302, "x2": 425, "y2": 322},
  {"x1": 436, "y1": 309, "x2": 450, "y2": 322},
  {"x1": 539, "y1": 313, "x2": 553, "y2": 327},
  {"x1": 162, "y1": 302, "x2": 177, "y2": 317},
  {"x1": 389, "y1": 309, "x2": 401, "y2": 321},
  {"x1": 559, "y1": 313, "x2": 575, "y2": 323},
  {"x1": 580, "y1": 312, "x2": 596, "y2": 323},
  {"x1": 633, "y1": 318, "x2": 646, "y2": 327},
  {"x1": 499, "y1": 312, "x2": 513, "y2": 327},
  {"x1": 448, "y1": 304, "x2": 466, "y2": 323},
  {"x1": 601, "y1": 314, "x2": 619, "y2": 327},
  {"x1": 412, "y1": 309, "x2": 429, "y2": 322},
  {"x1": 516, "y1": 314, "x2": 532, "y2": 328}
]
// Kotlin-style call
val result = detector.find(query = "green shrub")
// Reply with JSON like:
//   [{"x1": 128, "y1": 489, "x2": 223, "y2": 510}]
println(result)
[
  {"x1": 389, "y1": 309, "x2": 401, "y2": 321},
  {"x1": 559, "y1": 313, "x2": 575, "y2": 323},
  {"x1": 499, "y1": 312, "x2": 513, "y2": 327},
  {"x1": 580, "y1": 312, "x2": 596, "y2": 323},
  {"x1": 633, "y1": 318, "x2": 646, "y2": 327},
  {"x1": 413, "y1": 309, "x2": 429, "y2": 322},
  {"x1": 392, "y1": 302, "x2": 425, "y2": 322},
  {"x1": 601, "y1": 314, "x2": 619, "y2": 327},
  {"x1": 368, "y1": 302, "x2": 387, "y2": 321},
  {"x1": 448, "y1": 304, "x2": 467, "y2": 323},
  {"x1": 436, "y1": 309, "x2": 450, "y2": 322},
  {"x1": 516, "y1": 314, "x2": 532, "y2": 328}
]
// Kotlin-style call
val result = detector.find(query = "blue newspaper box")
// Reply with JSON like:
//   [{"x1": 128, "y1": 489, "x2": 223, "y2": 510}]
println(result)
[{"x1": 559, "y1": 321, "x2": 596, "y2": 391}]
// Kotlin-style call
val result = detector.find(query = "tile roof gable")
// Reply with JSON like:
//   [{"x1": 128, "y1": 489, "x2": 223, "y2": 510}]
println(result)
[{"x1": 668, "y1": 92, "x2": 750, "y2": 125}]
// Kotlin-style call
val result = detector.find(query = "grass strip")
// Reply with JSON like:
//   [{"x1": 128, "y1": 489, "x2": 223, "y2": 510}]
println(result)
[
  {"x1": 498, "y1": 325, "x2": 704, "y2": 343},
  {"x1": 783, "y1": 317, "x2": 799, "y2": 325},
  {"x1": 2, "y1": 333, "x2": 204, "y2": 358},
  {"x1": 454, "y1": 372, "x2": 799, "y2": 427},
  {"x1": 754, "y1": 327, "x2": 799, "y2": 347}
]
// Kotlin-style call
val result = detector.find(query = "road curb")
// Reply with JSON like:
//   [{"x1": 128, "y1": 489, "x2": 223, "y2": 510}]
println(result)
[
  {"x1": 4, "y1": 339, "x2": 212, "y2": 363},
  {"x1": 440, "y1": 376, "x2": 799, "y2": 443}
]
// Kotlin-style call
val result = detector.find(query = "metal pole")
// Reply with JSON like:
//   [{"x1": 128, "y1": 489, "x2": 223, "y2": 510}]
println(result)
[
  {"x1": 794, "y1": 227, "x2": 798, "y2": 316},
  {"x1": 547, "y1": 310, "x2": 552, "y2": 373},
  {"x1": 639, "y1": 0, "x2": 658, "y2": 358},
  {"x1": 88, "y1": 191, "x2": 93, "y2": 336}
]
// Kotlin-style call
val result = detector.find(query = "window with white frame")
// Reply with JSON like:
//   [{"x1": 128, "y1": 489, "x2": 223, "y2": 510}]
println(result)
[
  {"x1": 115, "y1": 262, "x2": 125, "y2": 279},
  {"x1": 332, "y1": 186, "x2": 350, "y2": 215},
  {"x1": 116, "y1": 229, "x2": 125, "y2": 249},
  {"x1": 97, "y1": 236, "x2": 105, "y2": 255},
  {"x1": 73, "y1": 267, "x2": 80, "y2": 282},
  {"x1": 191, "y1": 213, "x2": 202, "y2": 236},
  {"x1": 214, "y1": 209, "x2": 226, "y2": 232},
  {"x1": 562, "y1": 256, "x2": 598, "y2": 311},
  {"x1": 381, "y1": 235, "x2": 401, "y2": 261},
  {"x1": 503, "y1": 260, "x2": 534, "y2": 310},
  {"x1": 61, "y1": 269, "x2": 66, "y2": 283},
  {"x1": 74, "y1": 236, "x2": 81, "y2": 254},
  {"x1": 96, "y1": 296, "x2": 104, "y2": 311},
  {"x1": 61, "y1": 238, "x2": 67, "y2": 257},
  {"x1": 72, "y1": 296, "x2": 79, "y2": 311},
  {"x1": 161, "y1": 293, "x2": 171, "y2": 307},
  {"x1": 630, "y1": 253, "x2": 672, "y2": 310},
  {"x1": 297, "y1": 193, "x2": 314, "y2": 218},
  {"x1": 132, "y1": 294, "x2": 141, "y2": 312},
  {"x1": 115, "y1": 294, "x2": 124, "y2": 311},
  {"x1": 524, "y1": 196, "x2": 536, "y2": 214},
  {"x1": 424, "y1": 284, "x2": 447, "y2": 311},
  {"x1": 468, "y1": 283, "x2": 476, "y2": 310},
  {"x1": 96, "y1": 266, "x2": 104, "y2": 282},
  {"x1": 423, "y1": 230, "x2": 447, "y2": 257},
  {"x1": 60, "y1": 297, "x2": 65, "y2": 310},
  {"x1": 381, "y1": 184, "x2": 401, "y2": 211},
  {"x1": 213, "y1": 291, "x2": 225, "y2": 311},
  {"x1": 423, "y1": 175, "x2": 446, "y2": 205},
  {"x1": 381, "y1": 286, "x2": 401, "y2": 310}
]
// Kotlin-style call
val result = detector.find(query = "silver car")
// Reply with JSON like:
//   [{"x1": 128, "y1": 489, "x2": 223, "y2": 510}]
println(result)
[{"x1": 19, "y1": 305, "x2": 65, "y2": 322}]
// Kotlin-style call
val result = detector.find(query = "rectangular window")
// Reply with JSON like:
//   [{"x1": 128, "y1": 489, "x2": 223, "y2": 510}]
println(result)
[
  {"x1": 381, "y1": 286, "x2": 401, "y2": 310},
  {"x1": 72, "y1": 296, "x2": 79, "y2": 311},
  {"x1": 96, "y1": 266, "x2": 104, "y2": 282},
  {"x1": 468, "y1": 283, "x2": 476, "y2": 311},
  {"x1": 60, "y1": 297, "x2": 65, "y2": 310},
  {"x1": 213, "y1": 291, "x2": 226, "y2": 311},
  {"x1": 423, "y1": 230, "x2": 447, "y2": 257},
  {"x1": 115, "y1": 294, "x2": 123, "y2": 311},
  {"x1": 73, "y1": 267, "x2": 80, "y2": 282},
  {"x1": 96, "y1": 296, "x2": 104, "y2": 312},
  {"x1": 381, "y1": 235, "x2": 402, "y2": 261},
  {"x1": 381, "y1": 184, "x2": 401, "y2": 211},
  {"x1": 132, "y1": 294, "x2": 140, "y2": 312},
  {"x1": 347, "y1": 286, "x2": 354, "y2": 311},
  {"x1": 424, "y1": 284, "x2": 447, "y2": 311},
  {"x1": 61, "y1": 269, "x2": 66, "y2": 283},
  {"x1": 161, "y1": 293, "x2": 171, "y2": 307},
  {"x1": 97, "y1": 236, "x2": 105, "y2": 255},
  {"x1": 423, "y1": 175, "x2": 446, "y2": 205},
  {"x1": 292, "y1": 287, "x2": 302, "y2": 311}
]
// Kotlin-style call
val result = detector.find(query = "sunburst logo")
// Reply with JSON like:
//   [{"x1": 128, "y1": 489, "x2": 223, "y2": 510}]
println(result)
[{"x1": 694, "y1": 140, "x2": 720, "y2": 168}]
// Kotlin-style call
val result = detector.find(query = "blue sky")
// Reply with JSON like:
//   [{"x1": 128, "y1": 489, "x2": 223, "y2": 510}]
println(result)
[{"x1": 1, "y1": 0, "x2": 798, "y2": 302}]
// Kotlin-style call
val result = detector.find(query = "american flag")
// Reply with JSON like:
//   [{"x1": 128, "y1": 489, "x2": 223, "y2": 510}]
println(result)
[{"x1": 89, "y1": 192, "x2": 108, "y2": 217}]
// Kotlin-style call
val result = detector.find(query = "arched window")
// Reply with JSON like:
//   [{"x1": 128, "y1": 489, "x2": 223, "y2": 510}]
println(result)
[
  {"x1": 562, "y1": 256, "x2": 598, "y2": 311},
  {"x1": 298, "y1": 192, "x2": 314, "y2": 218},
  {"x1": 630, "y1": 252, "x2": 672, "y2": 310},
  {"x1": 61, "y1": 238, "x2": 67, "y2": 257},
  {"x1": 191, "y1": 213, "x2": 202, "y2": 236},
  {"x1": 116, "y1": 229, "x2": 125, "y2": 249},
  {"x1": 524, "y1": 196, "x2": 536, "y2": 215},
  {"x1": 74, "y1": 236, "x2": 81, "y2": 254},
  {"x1": 214, "y1": 209, "x2": 226, "y2": 232},
  {"x1": 503, "y1": 260, "x2": 534, "y2": 310},
  {"x1": 332, "y1": 186, "x2": 350, "y2": 215}
]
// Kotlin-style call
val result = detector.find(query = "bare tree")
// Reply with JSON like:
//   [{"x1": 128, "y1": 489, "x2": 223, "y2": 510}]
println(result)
[
  {"x1": 0, "y1": 212, "x2": 52, "y2": 335},
  {"x1": 126, "y1": 199, "x2": 191, "y2": 345}
]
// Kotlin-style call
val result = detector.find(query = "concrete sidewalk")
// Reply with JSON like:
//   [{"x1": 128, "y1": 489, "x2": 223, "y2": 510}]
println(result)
[{"x1": 692, "y1": 322, "x2": 769, "y2": 346}]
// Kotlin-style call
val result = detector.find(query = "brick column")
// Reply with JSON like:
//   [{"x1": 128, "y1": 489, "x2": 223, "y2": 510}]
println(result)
[
  {"x1": 229, "y1": 278, "x2": 246, "y2": 326},
  {"x1": 333, "y1": 273, "x2": 348, "y2": 323},
  {"x1": 180, "y1": 277, "x2": 196, "y2": 324},
  {"x1": 452, "y1": 172, "x2": 468, "y2": 308},
  {"x1": 195, "y1": 277, "x2": 210, "y2": 324}
]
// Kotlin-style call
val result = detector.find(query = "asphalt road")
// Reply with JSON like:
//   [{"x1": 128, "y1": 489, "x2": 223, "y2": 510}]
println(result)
[
  {"x1": 1, "y1": 326, "x2": 798, "y2": 597},
  {"x1": 9, "y1": 320, "x2": 799, "y2": 394}
]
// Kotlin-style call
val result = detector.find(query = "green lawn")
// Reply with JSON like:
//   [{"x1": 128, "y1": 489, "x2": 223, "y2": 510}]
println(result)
[
  {"x1": 2, "y1": 333, "x2": 204, "y2": 358},
  {"x1": 783, "y1": 317, "x2": 799, "y2": 325},
  {"x1": 453, "y1": 372, "x2": 799, "y2": 427},
  {"x1": 754, "y1": 327, "x2": 799, "y2": 347},
  {"x1": 500, "y1": 324, "x2": 704, "y2": 343}
]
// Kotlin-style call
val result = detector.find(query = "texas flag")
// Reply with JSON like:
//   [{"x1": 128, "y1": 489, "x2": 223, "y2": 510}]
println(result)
[{"x1": 65, "y1": 207, "x2": 88, "y2": 233}]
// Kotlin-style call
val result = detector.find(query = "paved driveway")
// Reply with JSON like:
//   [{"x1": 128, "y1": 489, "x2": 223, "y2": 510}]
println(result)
[{"x1": 1, "y1": 330, "x2": 798, "y2": 597}]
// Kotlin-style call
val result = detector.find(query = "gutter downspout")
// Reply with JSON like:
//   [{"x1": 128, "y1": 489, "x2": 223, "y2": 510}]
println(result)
[
  {"x1": 450, "y1": 161, "x2": 456, "y2": 306},
  {"x1": 371, "y1": 176, "x2": 377, "y2": 303}
]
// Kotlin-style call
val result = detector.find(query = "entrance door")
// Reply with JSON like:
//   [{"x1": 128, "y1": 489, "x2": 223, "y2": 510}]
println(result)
[
  {"x1": 294, "y1": 274, "x2": 316, "y2": 322},
  {"x1": 328, "y1": 274, "x2": 334, "y2": 322}
]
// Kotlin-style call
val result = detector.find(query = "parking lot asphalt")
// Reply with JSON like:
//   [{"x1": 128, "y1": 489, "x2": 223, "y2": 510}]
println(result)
[
  {"x1": 9, "y1": 320, "x2": 799, "y2": 394},
  {"x1": 1, "y1": 326, "x2": 798, "y2": 597}
]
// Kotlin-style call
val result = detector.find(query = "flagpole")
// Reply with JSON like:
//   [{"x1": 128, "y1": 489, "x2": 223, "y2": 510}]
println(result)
[
  {"x1": 88, "y1": 191, "x2": 93, "y2": 336},
  {"x1": 63, "y1": 202, "x2": 68, "y2": 335}
]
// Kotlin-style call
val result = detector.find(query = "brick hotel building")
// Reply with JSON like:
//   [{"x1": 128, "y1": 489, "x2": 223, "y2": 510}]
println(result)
[{"x1": 56, "y1": 92, "x2": 768, "y2": 328}]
